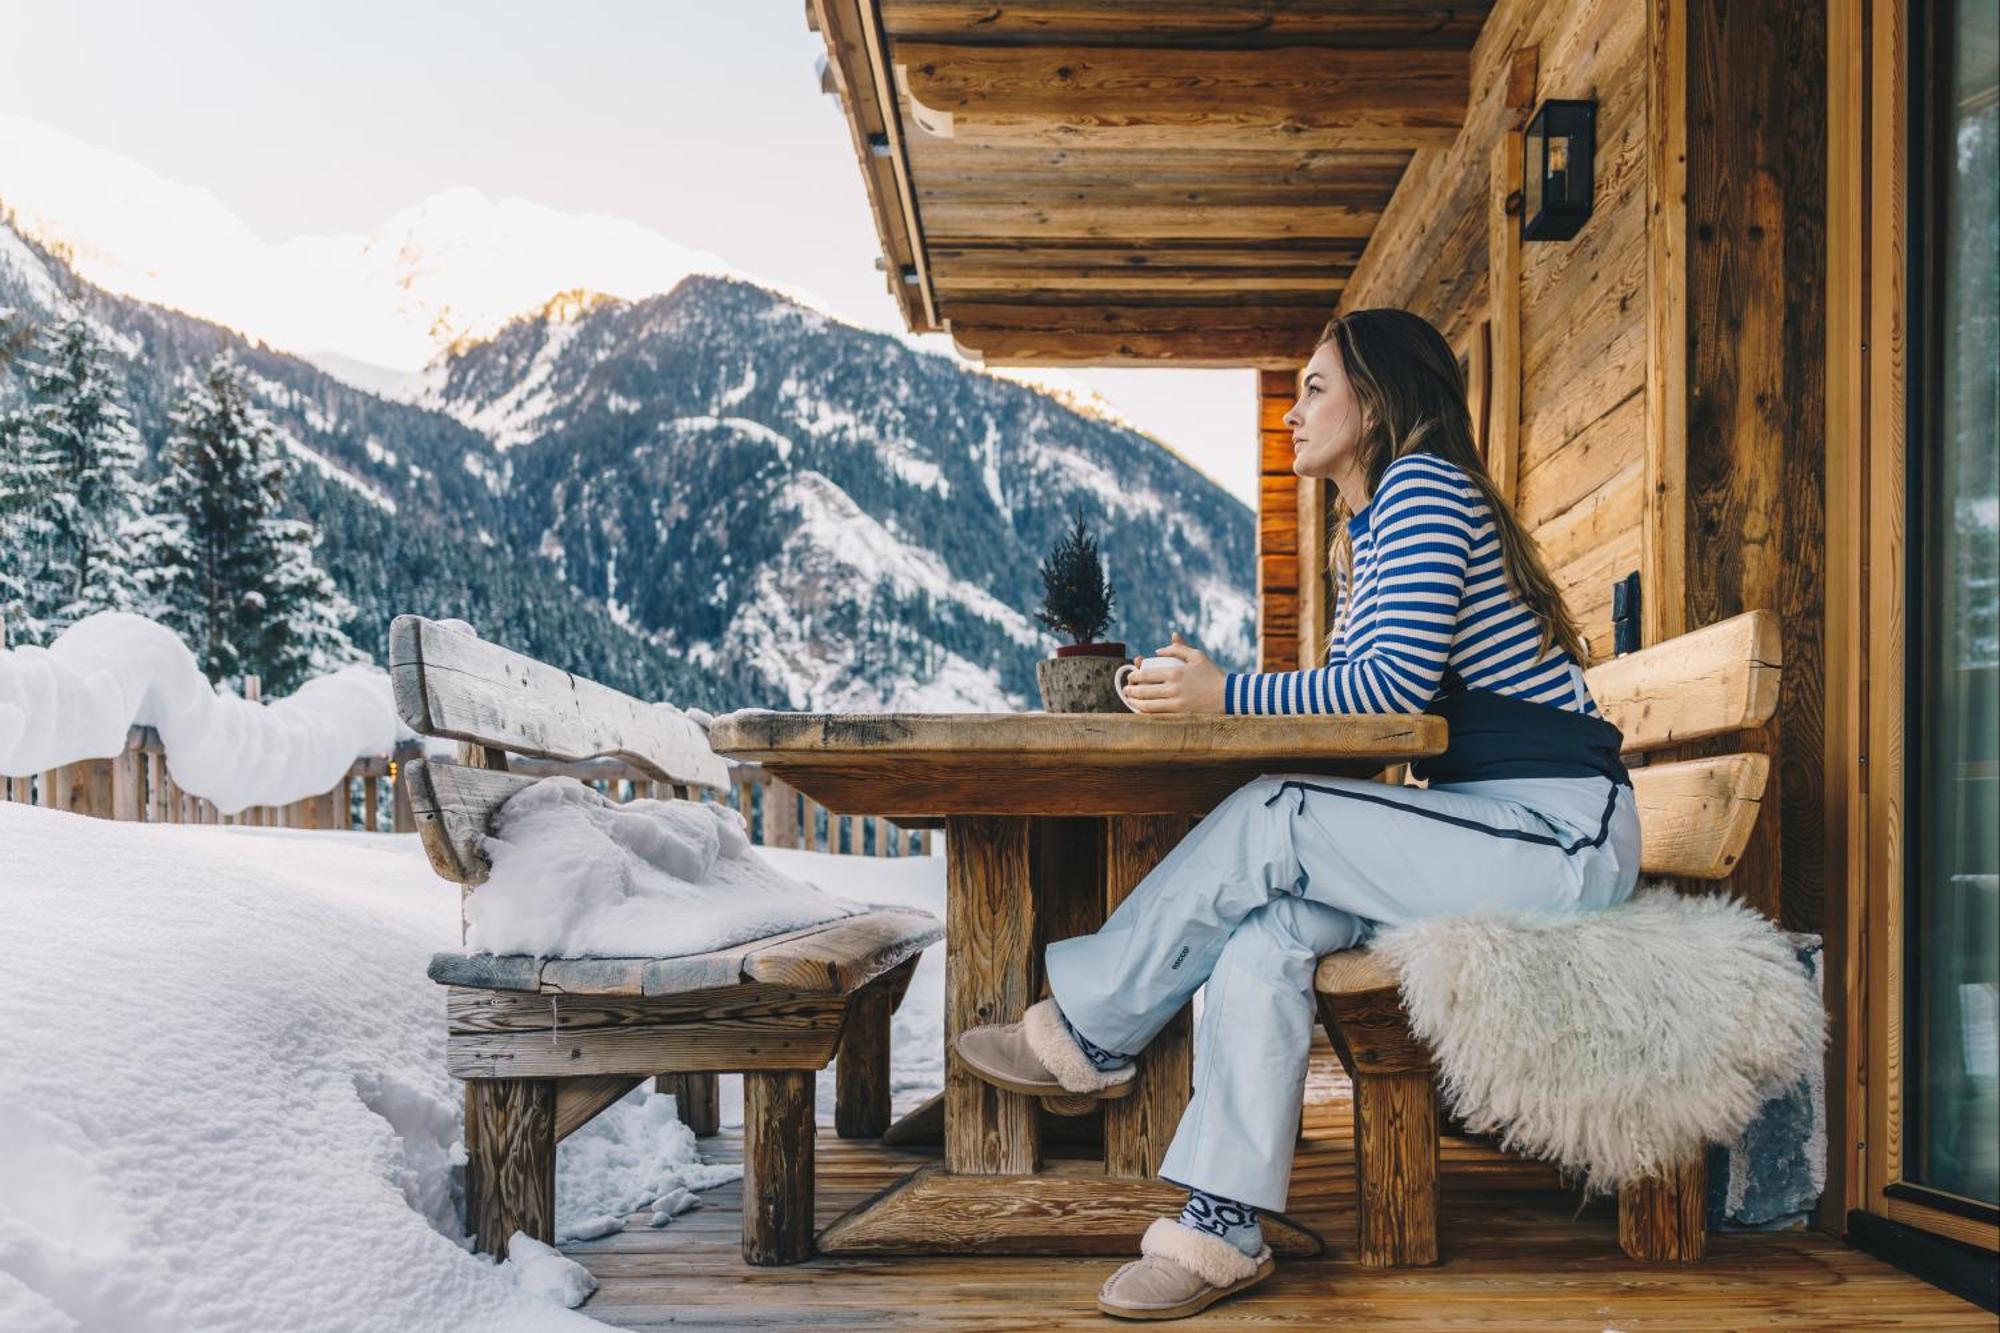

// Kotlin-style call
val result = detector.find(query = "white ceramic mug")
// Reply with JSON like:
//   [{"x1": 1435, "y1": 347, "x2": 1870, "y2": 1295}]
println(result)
[{"x1": 1115, "y1": 656, "x2": 1184, "y2": 711}]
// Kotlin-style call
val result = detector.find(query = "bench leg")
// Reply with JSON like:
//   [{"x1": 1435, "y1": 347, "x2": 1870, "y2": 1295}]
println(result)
[
  {"x1": 466, "y1": 1078, "x2": 555, "y2": 1258},
  {"x1": 1352, "y1": 1070, "x2": 1440, "y2": 1267},
  {"x1": 658, "y1": 1073, "x2": 721, "y2": 1137},
  {"x1": 743, "y1": 1069, "x2": 816, "y2": 1265},
  {"x1": 835, "y1": 984, "x2": 893, "y2": 1139},
  {"x1": 1618, "y1": 1156, "x2": 1707, "y2": 1261}
]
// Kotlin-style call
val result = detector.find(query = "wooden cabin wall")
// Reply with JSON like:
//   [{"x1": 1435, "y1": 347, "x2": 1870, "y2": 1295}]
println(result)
[
  {"x1": 1338, "y1": 0, "x2": 1649, "y2": 667},
  {"x1": 1256, "y1": 371, "x2": 1302, "y2": 671}
]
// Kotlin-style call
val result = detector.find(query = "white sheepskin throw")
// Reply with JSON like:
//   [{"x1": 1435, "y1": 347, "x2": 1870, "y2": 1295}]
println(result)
[{"x1": 1368, "y1": 883, "x2": 1826, "y2": 1195}]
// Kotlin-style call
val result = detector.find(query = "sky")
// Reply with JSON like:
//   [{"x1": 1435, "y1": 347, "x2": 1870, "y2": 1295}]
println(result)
[{"x1": 0, "y1": 0, "x2": 1263, "y2": 505}]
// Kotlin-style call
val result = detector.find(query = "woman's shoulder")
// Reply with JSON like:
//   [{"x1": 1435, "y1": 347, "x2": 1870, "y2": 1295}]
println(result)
[{"x1": 1371, "y1": 452, "x2": 1486, "y2": 522}]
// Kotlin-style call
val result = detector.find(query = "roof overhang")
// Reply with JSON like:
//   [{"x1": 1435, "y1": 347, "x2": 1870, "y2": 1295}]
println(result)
[{"x1": 809, "y1": 1, "x2": 1491, "y2": 368}]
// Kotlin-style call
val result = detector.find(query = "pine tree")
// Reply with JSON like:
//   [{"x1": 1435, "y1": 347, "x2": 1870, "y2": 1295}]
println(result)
[
  {"x1": 1034, "y1": 507, "x2": 1118, "y2": 645},
  {"x1": 146, "y1": 355, "x2": 359, "y2": 693},
  {"x1": 0, "y1": 317, "x2": 151, "y2": 643}
]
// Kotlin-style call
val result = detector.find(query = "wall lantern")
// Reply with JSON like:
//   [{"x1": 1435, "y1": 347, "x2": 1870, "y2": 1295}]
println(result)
[{"x1": 1521, "y1": 99, "x2": 1596, "y2": 241}]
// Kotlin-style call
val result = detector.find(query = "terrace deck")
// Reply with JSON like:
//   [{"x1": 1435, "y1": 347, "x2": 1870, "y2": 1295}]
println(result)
[{"x1": 562, "y1": 1061, "x2": 1987, "y2": 1330}]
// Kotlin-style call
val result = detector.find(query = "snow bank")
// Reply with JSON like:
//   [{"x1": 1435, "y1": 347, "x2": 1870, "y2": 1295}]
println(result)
[
  {"x1": 466, "y1": 776, "x2": 861, "y2": 958},
  {"x1": 0, "y1": 807, "x2": 725, "y2": 1332},
  {"x1": 0, "y1": 612, "x2": 399, "y2": 815}
]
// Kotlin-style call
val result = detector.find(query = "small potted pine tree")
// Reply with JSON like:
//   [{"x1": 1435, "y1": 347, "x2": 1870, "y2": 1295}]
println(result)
[{"x1": 1033, "y1": 508, "x2": 1129, "y2": 713}]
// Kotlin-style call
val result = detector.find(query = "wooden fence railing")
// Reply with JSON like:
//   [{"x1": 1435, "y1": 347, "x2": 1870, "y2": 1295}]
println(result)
[{"x1": 0, "y1": 728, "x2": 934, "y2": 857}]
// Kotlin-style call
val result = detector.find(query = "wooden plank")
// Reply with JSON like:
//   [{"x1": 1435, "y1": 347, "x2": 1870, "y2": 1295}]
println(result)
[
  {"x1": 1644, "y1": 0, "x2": 1689, "y2": 646},
  {"x1": 815, "y1": 1161, "x2": 1323, "y2": 1257},
  {"x1": 743, "y1": 1070, "x2": 817, "y2": 1264},
  {"x1": 877, "y1": 1, "x2": 1493, "y2": 50},
  {"x1": 1486, "y1": 131, "x2": 1524, "y2": 505},
  {"x1": 740, "y1": 909, "x2": 942, "y2": 994},
  {"x1": 924, "y1": 200, "x2": 1381, "y2": 242},
  {"x1": 1101, "y1": 815, "x2": 1195, "y2": 1178},
  {"x1": 893, "y1": 44, "x2": 1468, "y2": 150},
  {"x1": 553, "y1": 1075, "x2": 645, "y2": 1142},
  {"x1": 1584, "y1": 610, "x2": 1782, "y2": 753},
  {"x1": 944, "y1": 815, "x2": 1039, "y2": 1176},
  {"x1": 445, "y1": 989, "x2": 849, "y2": 1079},
  {"x1": 951, "y1": 325, "x2": 1326, "y2": 369},
  {"x1": 1631, "y1": 753, "x2": 1771, "y2": 881},
  {"x1": 387, "y1": 615, "x2": 727, "y2": 790}
]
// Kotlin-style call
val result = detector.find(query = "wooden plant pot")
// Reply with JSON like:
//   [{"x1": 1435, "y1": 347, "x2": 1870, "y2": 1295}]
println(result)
[{"x1": 1036, "y1": 642, "x2": 1129, "y2": 713}]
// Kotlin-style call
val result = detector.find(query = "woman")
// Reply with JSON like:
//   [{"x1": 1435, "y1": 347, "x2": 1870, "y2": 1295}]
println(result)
[{"x1": 955, "y1": 308, "x2": 1643, "y2": 1321}]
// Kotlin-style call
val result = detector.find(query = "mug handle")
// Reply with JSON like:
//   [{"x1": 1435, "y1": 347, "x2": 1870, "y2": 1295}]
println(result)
[{"x1": 1114, "y1": 663, "x2": 1137, "y2": 712}]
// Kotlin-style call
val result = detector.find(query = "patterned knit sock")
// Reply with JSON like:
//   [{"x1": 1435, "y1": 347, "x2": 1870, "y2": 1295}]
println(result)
[
  {"x1": 1059, "y1": 1008, "x2": 1132, "y2": 1072},
  {"x1": 1178, "y1": 1187, "x2": 1264, "y2": 1257}
]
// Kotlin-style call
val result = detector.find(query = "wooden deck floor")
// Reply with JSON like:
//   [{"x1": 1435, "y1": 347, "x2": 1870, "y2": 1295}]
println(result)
[{"x1": 561, "y1": 1084, "x2": 1987, "y2": 1330}]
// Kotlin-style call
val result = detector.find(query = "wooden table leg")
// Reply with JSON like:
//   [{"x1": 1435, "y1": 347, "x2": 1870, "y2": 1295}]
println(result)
[
  {"x1": 817, "y1": 810, "x2": 1324, "y2": 1259},
  {"x1": 1102, "y1": 815, "x2": 1196, "y2": 1179}
]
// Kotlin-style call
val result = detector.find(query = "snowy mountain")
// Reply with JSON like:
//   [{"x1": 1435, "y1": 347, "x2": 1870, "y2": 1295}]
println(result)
[
  {"x1": 0, "y1": 113, "x2": 746, "y2": 375},
  {"x1": 0, "y1": 140, "x2": 1248, "y2": 712}
]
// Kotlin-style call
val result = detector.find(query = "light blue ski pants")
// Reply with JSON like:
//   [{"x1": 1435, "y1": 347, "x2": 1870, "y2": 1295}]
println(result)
[{"x1": 1043, "y1": 771, "x2": 1642, "y2": 1211}]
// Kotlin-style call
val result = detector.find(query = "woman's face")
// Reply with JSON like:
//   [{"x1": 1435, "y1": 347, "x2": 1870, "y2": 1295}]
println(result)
[{"x1": 1284, "y1": 339, "x2": 1366, "y2": 481}]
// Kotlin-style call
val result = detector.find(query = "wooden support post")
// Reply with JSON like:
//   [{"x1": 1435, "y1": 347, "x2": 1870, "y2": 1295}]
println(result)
[
  {"x1": 742, "y1": 1069, "x2": 816, "y2": 1265},
  {"x1": 364, "y1": 776, "x2": 380, "y2": 833},
  {"x1": 465, "y1": 1078, "x2": 555, "y2": 1257},
  {"x1": 1352, "y1": 1072, "x2": 1441, "y2": 1267},
  {"x1": 657, "y1": 1073, "x2": 721, "y2": 1138},
  {"x1": 1486, "y1": 130, "x2": 1525, "y2": 507},
  {"x1": 1101, "y1": 815, "x2": 1196, "y2": 1177},
  {"x1": 768, "y1": 780, "x2": 797, "y2": 848},
  {"x1": 1618, "y1": 1156, "x2": 1708, "y2": 1262},
  {"x1": 835, "y1": 982, "x2": 894, "y2": 1139},
  {"x1": 111, "y1": 732, "x2": 142, "y2": 821},
  {"x1": 945, "y1": 815, "x2": 1040, "y2": 1176}
]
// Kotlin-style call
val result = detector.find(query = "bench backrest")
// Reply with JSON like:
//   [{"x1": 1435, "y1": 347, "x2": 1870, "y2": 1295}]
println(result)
[
  {"x1": 1580, "y1": 609, "x2": 1781, "y2": 881},
  {"x1": 388, "y1": 614, "x2": 731, "y2": 885}
]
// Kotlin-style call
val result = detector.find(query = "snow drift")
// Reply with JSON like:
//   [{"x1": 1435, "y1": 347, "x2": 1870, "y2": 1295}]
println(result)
[{"x1": 0, "y1": 612, "x2": 398, "y2": 815}]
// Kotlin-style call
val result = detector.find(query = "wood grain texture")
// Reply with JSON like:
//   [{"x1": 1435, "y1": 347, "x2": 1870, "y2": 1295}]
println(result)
[
  {"x1": 1258, "y1": 368, "x2": 1304, "y2": 672},
  {"x1": 659, "y1": 1073, "x2": 722, "y2": 1138},
  {"x1": 1631, "y1": 753, "x2": 1770, "y2": 880},
  {"x1": 559, "y1": 1100, "x2": 1992, "y2": 1327},
  {"x1": 467, "y1": 1078, "x2": 554, "y2": 1256},
  {"x1": 944, "y1": 816, "x2": 1040, "y2": 1176},
  {"x1": 878, "y1": 2, "x2": 1494, "y2": 50},
  {"x1": 1617, "y1": 1156, "x2": 1706, "y2": 1261},
  {"x1": 743, "y1": 1070, "x2": 817, "y2": 1264},
  {"x1": 553, "y1": 1075, "x2": 646, "y2": 1142},
  {"x1": 835, "y1": 982, "x2": 894, "y2": 1139},
  {"x1": 893, "y1": 44, "x2": 1468, "y2": 150},
  {"x1": 1486, "y1": 130, "x2": 1524, "y2": 506},
  {"x1": 1353, "y1": 1071, "x2": 1441, "y2": 1266},
  {"x1": 445, "y1": 986, "x2": 850, "y2": 1079},
  {"x1": 815, "y1": 1162, "x2": 1323, "y2": 1257},
  {"x1": 1101, "y1": 815, "x2": 1196, "y2": 1178},
  {"x1": 388, "y1": 615, "x2": 727, "y2": 788},
  {"x1": 1584, "y1": 609, "x2": 1782, "y2": 753}
]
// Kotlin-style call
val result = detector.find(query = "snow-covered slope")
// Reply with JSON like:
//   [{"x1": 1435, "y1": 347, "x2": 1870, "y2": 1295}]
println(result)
[{"x1": 0, "y1": 113, "x2": 744, "y2": 374}]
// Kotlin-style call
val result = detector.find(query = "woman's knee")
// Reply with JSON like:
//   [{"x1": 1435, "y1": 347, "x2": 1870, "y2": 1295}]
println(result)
[{"x1": 1212, "y1": 897, "x2": 1364, "y2": 992}]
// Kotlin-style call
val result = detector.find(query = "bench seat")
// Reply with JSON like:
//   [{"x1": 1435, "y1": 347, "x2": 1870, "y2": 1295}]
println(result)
[{"x1": 427, "y1": 907, "x2": 942, "y2": 997}]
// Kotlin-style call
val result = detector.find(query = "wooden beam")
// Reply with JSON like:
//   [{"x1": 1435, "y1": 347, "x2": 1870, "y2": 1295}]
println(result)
[
  {"x1": 893, "y1": 44, "x2": 1469, "y2": 150},
  {"x1": 1643, "y1": 0, "x2": 1689, "y2": 645},
  {"x1": 922, "y1": 200, "x2": 1379, "y2": 242},
  {"x1": 944, "y1": 816, "x2": 1040, "y2": 1176},
  {"x1": 1486, "y1": 130, "x2": 1524, "y2": 505},
  {"x1": 878, "y1": 1, "x2": 1492, "y2": 50},
  {"x1": 1100, "y1": 816, "x2": 1196, "y2": 1178}
]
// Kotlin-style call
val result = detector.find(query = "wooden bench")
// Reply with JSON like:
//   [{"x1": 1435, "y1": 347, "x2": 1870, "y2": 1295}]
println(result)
[
  {"x1": 390, "y1": 615, "x2": 942, "y2": 1264},
  {"x1": 1313, "y1": 609, "x2": 1782, "y2": 1269}
]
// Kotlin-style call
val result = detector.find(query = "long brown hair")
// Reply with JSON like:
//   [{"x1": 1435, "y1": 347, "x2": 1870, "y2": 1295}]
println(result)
[{"x1": 1318, "y1": 308, "x2": 1590, "y2": 668}]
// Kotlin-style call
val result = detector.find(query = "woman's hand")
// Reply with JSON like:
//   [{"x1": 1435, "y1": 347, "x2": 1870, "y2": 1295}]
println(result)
[{"x1": 1121, "y1": 632, "x2": 1226, "y2": 715}]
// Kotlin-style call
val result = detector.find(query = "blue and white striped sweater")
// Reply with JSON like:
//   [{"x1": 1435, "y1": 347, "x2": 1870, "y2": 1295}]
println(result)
[{"x1": 1224, "y1": 452, "x2": 1601, "y2": 718}]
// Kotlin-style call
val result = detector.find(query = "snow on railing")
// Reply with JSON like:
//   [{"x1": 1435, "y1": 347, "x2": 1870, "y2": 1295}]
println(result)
[{"x1": 0, "y1": 612, "x2": 399, "y2": 815}]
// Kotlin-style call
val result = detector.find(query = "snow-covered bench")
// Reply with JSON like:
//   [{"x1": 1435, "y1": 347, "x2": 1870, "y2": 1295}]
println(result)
[{"x1": 390, "y1": 615, "x2": 942, "y2": 1265}]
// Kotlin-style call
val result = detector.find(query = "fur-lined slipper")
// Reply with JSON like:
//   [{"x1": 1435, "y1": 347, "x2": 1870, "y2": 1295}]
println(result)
[
  {"x1": 953, "y1": 998, "x2": 1138, "y2": 1099},
  {"x1": 1096, "y1": 1218, "x2": 1275, "y2": 1321}
]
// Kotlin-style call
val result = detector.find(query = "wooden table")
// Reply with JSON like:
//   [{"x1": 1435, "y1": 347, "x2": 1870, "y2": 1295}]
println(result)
[{"x1": 707, "y1": 711, "x2": 1445, "y2": 1258}]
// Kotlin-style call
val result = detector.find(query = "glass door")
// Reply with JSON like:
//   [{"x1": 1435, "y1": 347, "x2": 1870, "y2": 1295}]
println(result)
[{"x1": 1902, "y1": 0, "x2": 1999, "y2": 1217}]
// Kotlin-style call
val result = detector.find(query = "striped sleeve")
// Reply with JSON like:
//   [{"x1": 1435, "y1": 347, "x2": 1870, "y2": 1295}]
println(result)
[{"x1": 1224, "y1": 457, "x2": 1475, "y2": 715}]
